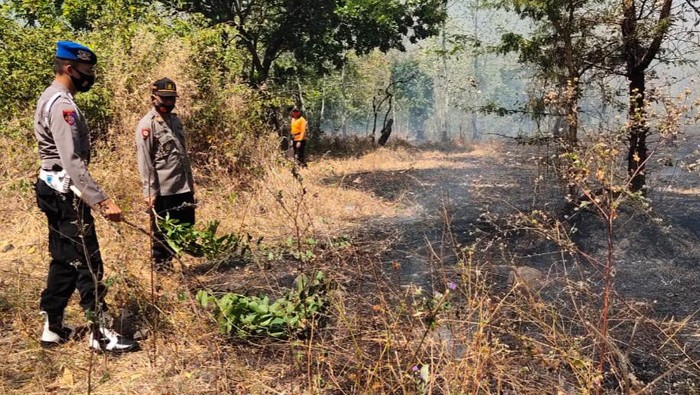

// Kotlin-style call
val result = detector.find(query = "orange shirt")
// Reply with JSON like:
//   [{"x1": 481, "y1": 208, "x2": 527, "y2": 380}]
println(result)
[{"x1": 291, "y1": 116, "x2": 307, "y2": 141}]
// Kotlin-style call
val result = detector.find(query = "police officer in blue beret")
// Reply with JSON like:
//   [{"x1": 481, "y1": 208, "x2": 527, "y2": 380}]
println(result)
[{"x1": 33, "y1": 41, "x2": 138, "y2": 353}]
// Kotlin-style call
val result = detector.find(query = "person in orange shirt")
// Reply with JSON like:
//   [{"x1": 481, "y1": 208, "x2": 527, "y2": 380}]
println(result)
[{"x1": 290, "y1": 107, "x2": 307, "y2": 167}]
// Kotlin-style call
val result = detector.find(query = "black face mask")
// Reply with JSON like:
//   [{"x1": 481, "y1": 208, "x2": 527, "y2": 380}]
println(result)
[
  {"x1": 157, "y1": 104, "x2": 175, "y2": 113},
  {"x1": 153, "y1": 96, "x2": 175, "y2": 113},
  {"x1": 70, "y1": 68, "x2": 95, "y2": 92}
]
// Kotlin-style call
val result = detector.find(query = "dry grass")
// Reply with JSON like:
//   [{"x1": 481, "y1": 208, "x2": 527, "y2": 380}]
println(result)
[
  {"x1": 0, "y1": 132, "x2": 487, "y2": 394},
  {"x1": 2, "y1": 133, "x2": 699, "y2": 394}
]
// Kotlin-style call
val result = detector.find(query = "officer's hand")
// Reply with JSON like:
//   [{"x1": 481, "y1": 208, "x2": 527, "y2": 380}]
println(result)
[
  {"x1": 295, "y1": 141, "x2": 301, "y2": 149},
  {"x1": 97, "y1": 198, "x2": 122, "y2": 222}
]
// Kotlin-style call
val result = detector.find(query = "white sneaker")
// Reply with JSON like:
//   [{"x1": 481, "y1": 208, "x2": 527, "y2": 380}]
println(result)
[
  {"x1": 89, "y1": 325, "x2": 139, "y2": 353},
  {"x1": 40, "y1": 311, "x2": 74, "y2": 347}
]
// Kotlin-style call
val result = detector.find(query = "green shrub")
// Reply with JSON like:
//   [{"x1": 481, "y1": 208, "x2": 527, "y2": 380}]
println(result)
[
  {"x1": 158, "y1": 215, "x2": 249, "y2": 260},
  {"x1": 196, "y1": 271, "x2": 329, "y2": 339}
]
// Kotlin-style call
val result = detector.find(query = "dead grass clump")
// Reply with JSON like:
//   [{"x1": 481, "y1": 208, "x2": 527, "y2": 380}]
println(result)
[
  {"x1": 313, "y1": 134, "x2": 377, "y2": 159},
  {"x1": 250, "y1": 236, "x2": 601, "y2": 394}
]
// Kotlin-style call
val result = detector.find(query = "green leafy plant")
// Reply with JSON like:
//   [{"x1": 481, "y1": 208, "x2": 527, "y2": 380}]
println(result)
[
  {"x1": 285, "y1": 237, "x2": 318, "y2": 263},
  {"x1": 331, "y1": 235, "x2": 352, "y2": 249},
  {"x1": 158, "y1": 215, "x2": 250, "y2": 260},
  {"x1": 196, "y1": 271, "x2": 329, "y2": 339}
]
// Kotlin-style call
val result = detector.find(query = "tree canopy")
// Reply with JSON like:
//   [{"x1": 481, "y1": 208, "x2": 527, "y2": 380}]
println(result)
[{"x1": 162, "y1": 0, "x2": 447, "y2": 85}]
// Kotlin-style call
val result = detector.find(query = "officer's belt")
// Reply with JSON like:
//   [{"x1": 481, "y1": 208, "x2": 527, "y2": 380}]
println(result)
[{"x1": 39, "y1": 169, "x2": 72, "y2": 194}]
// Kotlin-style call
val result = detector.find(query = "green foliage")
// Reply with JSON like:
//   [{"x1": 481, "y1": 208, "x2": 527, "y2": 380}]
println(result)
[
  {"x1": 0, "y1": 14, "x2": 59, "y2": 131},
  {"x1": 185, "y1": 24, "x2": 272, "y2": 170},
  {"x1": 331, "y1": 235, "x2": 352, "y2": 249},
  {"x1": 159, "y1": 215, "x2": 250, "y2": 260},
  {"x1": 3, "y1": 0, "x2": 64, "y2": 28},
  {"x1": 337, "y1": 0, "x2": 446, "y2": 52},
  {"x1": 196, "y1": 271, "x2": 329, "y2": 339},
  {"x1": 495, "y1": 0, "x2": 615, "y2": 142},
  {"x1": 0, "y1": 0, "x2": 154, "y2": 138},
  {"x1": 391, "y1": 58, "x2": 434, "y2": 132},
  {"x1": 261, "y1": 236, "x2": 351, "y2": 265},
  {"x1": 0, "y1": 0, "x2": 276, "y2": 179},
  {"x1": 303, "y1": 51, "x2": 392, "y2": 135},
  {"x1": 285, "y1": 237, "x2": 317, "y2": 263},
  {"x1": 103, "y1": 275, "x2": 122, "y2": 288},
  {"x1": 162, "y1": 0, "x2": 446, "y2": 85}
]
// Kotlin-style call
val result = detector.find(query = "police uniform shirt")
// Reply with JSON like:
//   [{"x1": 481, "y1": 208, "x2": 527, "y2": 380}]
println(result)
[
  {"x1": 34, "y1": 81, "x2": 108, "y2": 207},
  {"x1": 135, "y1": 109, "x2": 194, "y2": 197}
]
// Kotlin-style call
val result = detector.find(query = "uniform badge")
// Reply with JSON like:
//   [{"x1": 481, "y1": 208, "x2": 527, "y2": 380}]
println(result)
[
  {"x1": 76, "y1": 50, "x2": 92, "y2": 62},
  {"x1": 141, "y1": 127, "x2": 151, "y2": 139},
  {"x1": 63, "y1": 110, "x2": 77, "y2": 125}
]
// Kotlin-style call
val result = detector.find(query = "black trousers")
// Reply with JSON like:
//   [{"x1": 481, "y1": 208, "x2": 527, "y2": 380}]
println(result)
[
  {"x1": 293, "y1": 140, "x2": 307, "y2": 166},
  {"x1": 35, "y1": 179, "x2": 107, "y2": 318},
  {"x1": 152, "y1": 192, "x2": 196, "y2": 263}
]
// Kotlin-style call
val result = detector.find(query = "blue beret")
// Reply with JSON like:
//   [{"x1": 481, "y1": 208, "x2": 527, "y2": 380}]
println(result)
[{"x1": 55, "y1": 41, "x2": 97, "y2": 65}]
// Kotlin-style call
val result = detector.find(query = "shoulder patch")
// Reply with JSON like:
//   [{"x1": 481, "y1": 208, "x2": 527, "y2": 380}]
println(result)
[
  {"x1": 141, "y1": 127, "x2": 151, "y2": 139},
  {"x1": 63, "y1": 109, "x2": 77, "y2": 126}
]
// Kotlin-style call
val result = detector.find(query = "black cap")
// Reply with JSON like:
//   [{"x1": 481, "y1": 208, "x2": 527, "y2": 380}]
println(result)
[{"x1": 152, "y1": 78, "x2": 178, "y2": 97}]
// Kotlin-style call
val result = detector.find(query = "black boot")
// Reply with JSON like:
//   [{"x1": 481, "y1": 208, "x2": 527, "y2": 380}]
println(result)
[
  {"x1": 40, "y1": 311, "x2": 74, "y2": 347},
  {"x1": 88, "y1": 313, "x2": 139, "y2": 353}
]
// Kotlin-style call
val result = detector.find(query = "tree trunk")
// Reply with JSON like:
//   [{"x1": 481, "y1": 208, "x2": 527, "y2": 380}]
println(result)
[
  {"x1": 471, "y1": 112, "x2": 480, "y2": 140},
  {"x1": 620, "y1": 0, "x2": 671, "y2": 192},
  {"x1": 319, "y1": 84, "x2": 325, "y2": 131},
  {"x1": 627, "y1": 70, "x2": 647, "y2": 192},
  {"x1": 340, "y1": 65, "x2": 348, "y2": 135},
  {"x1": 440, "y1": 7, "x2": 450, "y2": 142},
  {"x1": 378, "y1": 119, "x2": 393, "y2": 146},
  {"x1": 564, "y1": 77, "x2": 580, "y2": 145},
  {"x1": 471, "y1": 0, "x2": 481, "y2": 141}
]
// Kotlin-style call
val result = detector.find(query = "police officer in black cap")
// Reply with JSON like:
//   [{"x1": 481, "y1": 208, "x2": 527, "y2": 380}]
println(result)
[
  {"x1": 33, "y1": 41, "x2": 138, "y2": 352},
  {"x1": 135, "y1": 78, "x2": 196, "y2": 271}
]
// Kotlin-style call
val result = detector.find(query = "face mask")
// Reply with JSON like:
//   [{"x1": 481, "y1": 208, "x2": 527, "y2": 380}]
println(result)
[
  {"x1": 157, "y1": 104, "x2": 175, "y2": 113},
  {"x1": 153, "y1": 96, "x2": 175, "y2": 113},
  {"x1": 69, "y1": 68, "x2": 95, "y2": 92}
]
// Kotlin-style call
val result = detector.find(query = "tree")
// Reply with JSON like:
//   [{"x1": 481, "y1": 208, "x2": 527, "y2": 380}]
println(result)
[
  {"x1": 4, "y1": 0, "x2": 150, "y2": 30},
  {"x1": 619, "y1": 0, "x2": 672, "y2": 191},
  {"x1": 391, "y1": 59, "x2": 433, "y2": 138},
  {"x1": 497, "y1": 0, "x2": 613, "y2": 144},
  {"x1": 305, "y1": 51, "x2": 392, "y2": 135},
  {"x1": 162, "y1": 0, "x2": 447, "y2": 86},
  {"x1": 603, "y1": 0, "x2": 700, "y2": 191}
]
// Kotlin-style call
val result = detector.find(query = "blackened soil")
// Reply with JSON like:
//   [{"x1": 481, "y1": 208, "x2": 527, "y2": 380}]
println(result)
[{"x1": 323, "y1": 140, "x2": 700, "y2": 392}]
